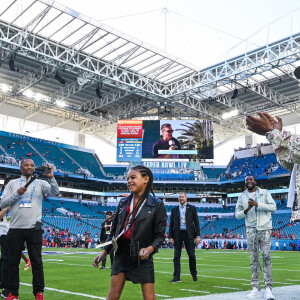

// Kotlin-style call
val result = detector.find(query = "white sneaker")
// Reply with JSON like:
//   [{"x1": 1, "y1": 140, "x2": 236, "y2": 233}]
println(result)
[
  {"x1": 246, "y1": 287, "x2": 261, "y2": 298},
  {"x1": 264, "y1": 287, "x2": 275, "y2": 300}
]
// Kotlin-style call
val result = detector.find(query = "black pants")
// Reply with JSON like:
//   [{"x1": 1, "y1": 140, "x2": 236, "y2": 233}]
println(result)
[
  {"x1": 173, "y1": 230, "x2": 197, "y2": 279},
  {"x1": 7, "y1": 228, "x2": 44, "y2": 296},
  {"x1": 0, "y1": 235, "x2": 9, "y2": 289},
  {"x1": 102, "y1": 249, "x2": 115, "y2": 267}
]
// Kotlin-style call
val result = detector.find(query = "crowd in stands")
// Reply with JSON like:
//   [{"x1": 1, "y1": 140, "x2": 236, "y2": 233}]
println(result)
[
  {"x1": 219, "y1": 153, "x2": 288, "y2": 181},
  {"x1": 0, "y1": 134, "x2": 110, "y2": 178},
  {"x1": 0, "y1": 132, "x2": 299, "y2": 251},
  {"x1": 43, "y1": 226, "x2": 101, "y2": 248},
  {"x1": 36, "y1": 195, "x2": 300, "y2": 252}
]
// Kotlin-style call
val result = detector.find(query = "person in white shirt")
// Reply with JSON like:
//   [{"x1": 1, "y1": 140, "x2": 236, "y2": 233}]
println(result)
[{"x1": 235, "y1": 176, "x2": 276, "y2": 300}]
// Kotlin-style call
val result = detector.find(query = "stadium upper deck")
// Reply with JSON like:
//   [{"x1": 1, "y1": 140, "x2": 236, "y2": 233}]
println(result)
[{"x1": 0, "y1": 129, "x2": 292, "y2": 203}]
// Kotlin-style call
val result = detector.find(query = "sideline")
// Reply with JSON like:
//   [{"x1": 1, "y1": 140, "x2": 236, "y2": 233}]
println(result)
[
  {"x1": 169, "y1": 285, "x2": 300, "y2": 300},
  {"x1": 20, "y1": 283, "x2": 106, "y2": 299}
]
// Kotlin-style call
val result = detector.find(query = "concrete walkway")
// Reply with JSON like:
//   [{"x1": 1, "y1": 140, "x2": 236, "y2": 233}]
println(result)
[{"x1": 169, "y1": 285, "x2": 300, "y2": 300}]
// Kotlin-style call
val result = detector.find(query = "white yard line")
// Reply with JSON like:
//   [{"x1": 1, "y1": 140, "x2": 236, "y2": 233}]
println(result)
[
  {"x1": 44, "y1": 261, "x2": 297, "y2": 286},
  {"x1": 20, "y1": 283, "x2": 106, "y2": 299},
  {"x1": 46, "y1": 261, "x2": 94, "y2": 267},
  {"x1": 155, "y1": 261, "x2": 300, "y2": 272},
  {"x1": 287, "y1": 279, "x2": 300, "y2": 282},
  {"x1": 43, "y1": 259, "x2": 64, "y2": 262},
  {"x1": 155, "y1": 271, "x2": 291, "y2": 285},
  {"x1": 180, "y1": 289, "x2": 210, "y2": 294},
  {"x1": 156, "y1": 271, "x2": 249, "y2": 282},
  {"x1": 212, "y1": 286, "x2": 241, "y2": 290},
  {"x1": 155, "y1": 294, "x2": 171, "y2": 298}
]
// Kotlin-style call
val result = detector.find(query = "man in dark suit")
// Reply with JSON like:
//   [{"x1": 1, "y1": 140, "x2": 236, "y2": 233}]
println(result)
[{"x1": 169, "y1": 192, "x2": 200, "y2": 282}]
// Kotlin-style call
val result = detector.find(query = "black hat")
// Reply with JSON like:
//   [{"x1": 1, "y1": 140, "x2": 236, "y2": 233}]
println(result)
[{"x1": 105, "y1": 211, "x2": 112, "y2": 216}]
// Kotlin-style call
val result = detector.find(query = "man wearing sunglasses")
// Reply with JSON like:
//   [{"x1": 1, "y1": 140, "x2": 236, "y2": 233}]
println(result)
[{"x1": 152, "y1": 123, "x2": 182, "y2": 158}]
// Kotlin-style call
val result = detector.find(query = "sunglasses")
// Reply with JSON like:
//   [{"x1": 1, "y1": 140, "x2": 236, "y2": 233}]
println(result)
[{"x1": 165, "y1": 130, "x2": 174, "y2": 133}]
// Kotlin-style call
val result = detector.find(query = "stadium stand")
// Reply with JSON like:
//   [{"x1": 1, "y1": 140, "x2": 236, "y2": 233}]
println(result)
[
  {"x1": 62, "y1": 147, "x2": 110, "y2": 179},
  {"x1": 0, "y1": 135, "x2": 44, "y2": 166},
  {"x1": 1, "y1": 131, "x2": 299, "y2": 250},
  {"x1": 202, "y1": 166, "x2": 226, "y2": 179},
  {"x1": 0, "y1": 131, "x2": 111, "y2": 179},
  {"x1": 220, "y1": 153, "x2": 289, "y2": 181},
  {"x1": 103, "y1": 165, "x2": 128, "y2": 178}
]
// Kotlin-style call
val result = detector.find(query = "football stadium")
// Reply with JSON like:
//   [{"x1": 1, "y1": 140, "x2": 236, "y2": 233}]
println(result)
[{"x1": 0, "y1": 0, "x2": 300, "y2": 299}]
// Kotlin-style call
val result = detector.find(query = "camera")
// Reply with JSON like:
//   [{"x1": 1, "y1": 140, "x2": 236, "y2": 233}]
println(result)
[{"x1": 35, "y1": 165, "x2": 52, "y2": 175}]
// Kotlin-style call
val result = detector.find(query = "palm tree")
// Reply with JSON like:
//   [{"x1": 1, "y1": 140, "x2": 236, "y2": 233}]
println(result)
[{"x1": 176, "y1": 120, "x2": 213, "y2": 159}]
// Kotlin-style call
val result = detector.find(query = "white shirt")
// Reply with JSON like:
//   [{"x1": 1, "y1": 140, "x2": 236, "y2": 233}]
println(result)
[{"x1": 0, "y1": 211, "x2": 10, "y2": 236}]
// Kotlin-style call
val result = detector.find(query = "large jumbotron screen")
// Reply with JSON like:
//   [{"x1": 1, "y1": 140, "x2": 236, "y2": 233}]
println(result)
[{"x1": 116, "y1": 120, "x2": 214, "y2": 162}]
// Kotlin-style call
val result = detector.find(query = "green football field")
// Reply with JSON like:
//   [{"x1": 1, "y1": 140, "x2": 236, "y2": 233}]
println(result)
[{"x1": 18, "y1": 248, "x2": 300, "y2": 300}]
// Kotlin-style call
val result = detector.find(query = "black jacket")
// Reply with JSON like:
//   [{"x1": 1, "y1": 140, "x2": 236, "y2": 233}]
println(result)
[
  {"x1": 104, "y1": 194, "x2": 167, "y2": 254},
  {"x1": 169, "y1": 203, "x2": 200, "y2": 241},
  {"x1": 152, "y1": 137, "x2": 181, "y2": 158},
  {"x1": 100, "y1": 218, "x2": 113, "y2": 242}
]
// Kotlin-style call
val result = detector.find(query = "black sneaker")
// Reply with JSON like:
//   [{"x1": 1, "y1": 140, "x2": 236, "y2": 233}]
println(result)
[
  {"x1": 170, "y1": 279, "x2": 181, "y2": 283},
  {"x1": 192, "y1": 275, "x2": 198, "y2": 281},
  {"x1": 1, "y1": 289, "x2": 9, "y2": 298},
  {"x1": 100, "y1": 266, "x2": 106, "y2": 270}
]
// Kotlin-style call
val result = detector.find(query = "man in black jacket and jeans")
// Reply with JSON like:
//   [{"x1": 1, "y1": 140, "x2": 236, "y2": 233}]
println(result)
[{"x1": 169, "y1": 192, "x2": 200, "y2": 282}]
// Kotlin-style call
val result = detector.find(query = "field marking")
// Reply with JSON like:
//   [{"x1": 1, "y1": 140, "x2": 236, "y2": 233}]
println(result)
[
  {"x1": 155, "y1": 261, "x2": 300, "y2": 272},
  {"x1": 43, "y1": 261, "x2": 296, "y2": 287},
  {"x1": 155, "y1": 294, "x2": 171, "y2": 298},
  {"x1": 42, "y1": 251, "x2": 101, "y2": 255},
  {"x1": 156, "y1": 257, "x2": 203, "y2": 260},
  {"x1": 20, "y1": 283, "x2": 106, "y2": 299},
  {"x1": 156, "y1": 271, "x2": 249, "y2": 282},
  {"x1": 43, "y1": 259, "x2": 64, "y2": 262},
  {"x1": 287, "y1": 279, "x2": 300, "y2": 282},
  {"x1": 168, "y1": 284, "x2": 300, "y2": 300},
  {"x1": 212, "y1": 286, "x2": 241, "y2": 290},
  {"x1": 155, "y1": 271, "x2": 292, "y2": 285},
  {"x1": 180, "y1": 289, "x2": 209, "y2": 294}
]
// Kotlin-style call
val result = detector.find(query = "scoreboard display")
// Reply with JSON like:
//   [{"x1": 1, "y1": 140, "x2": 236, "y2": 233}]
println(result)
[
  {"x1": 116, "y1": 119, "x2": 214, "y2": 162},
  {"x1": 116, "y1": 120, "x2": 143, "y2": 161}
]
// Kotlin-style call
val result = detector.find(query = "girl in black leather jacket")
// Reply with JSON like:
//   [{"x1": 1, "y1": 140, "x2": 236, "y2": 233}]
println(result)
[{"x1": 93, "y1": 165, "x2": 167, "y2": 300}]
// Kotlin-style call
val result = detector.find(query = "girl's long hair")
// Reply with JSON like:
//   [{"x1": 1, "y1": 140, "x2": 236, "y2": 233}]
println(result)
[{"x1": 123, "y1": 165, "x2": 155, "y2": 244}]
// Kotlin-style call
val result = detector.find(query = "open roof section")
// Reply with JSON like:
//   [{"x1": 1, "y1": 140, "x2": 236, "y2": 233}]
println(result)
[
  {"x1": 0, "y1": 0, "x2": 300, "y2": 142},
  {"x1": 0, "y1": 0, "x2": 198, "y2": 84}
]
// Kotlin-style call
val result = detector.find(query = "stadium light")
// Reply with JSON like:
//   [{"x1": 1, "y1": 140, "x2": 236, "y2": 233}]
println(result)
[
  {"x1": 8, "y1": 54, "x2": 18, "y2": 72},
  {"x1": 24, "y1": 89, "x2": 33, "y2": 98},
  {"x1": 34, "y1": 93, "x2": 42, "y2": 101},
  {"x1": 1, "y1": 83, "x2": 9, "y2": 92},
  {"x1": 231, "y1": 88, "x2": 239, "y2": 99},
  {"x1": 294, "y1": 66, "x2": 300, "y2": 79},
  {"x1": 54, "y1": 72, "x2": 66, "y2": 85},
  {"x1": 222, "y1": 109, "x2": 238, "y2": 119},
  {"x1": 96, "y1": 84, "x2": 102, "y2": 98},
  {"x1": 56, "y1": 100, "x2": 67, "y2": 108}
]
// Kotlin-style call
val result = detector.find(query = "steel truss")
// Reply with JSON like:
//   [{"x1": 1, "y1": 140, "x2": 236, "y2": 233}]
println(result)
[{"x1": 0, "y1": 0, "x2": 300, "y2": 139}]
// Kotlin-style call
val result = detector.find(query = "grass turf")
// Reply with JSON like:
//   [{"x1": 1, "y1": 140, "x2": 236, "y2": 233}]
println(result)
[{"x1": 17, "y1": 248, "x2": 300, "y2": 300}]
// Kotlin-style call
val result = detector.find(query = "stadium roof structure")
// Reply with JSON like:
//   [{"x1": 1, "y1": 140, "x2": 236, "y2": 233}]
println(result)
[{"x1": 1, "y1": 0, "x2": 300, "y2": 146}]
